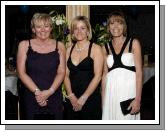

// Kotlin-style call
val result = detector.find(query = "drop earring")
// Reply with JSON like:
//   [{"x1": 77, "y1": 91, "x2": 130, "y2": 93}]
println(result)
[
  {"x1": 72, "y1": 34, "x2": 75, "y2": 40},
  {"x1": 87, "y1": 32, "x2": 89, "y2": 39}
]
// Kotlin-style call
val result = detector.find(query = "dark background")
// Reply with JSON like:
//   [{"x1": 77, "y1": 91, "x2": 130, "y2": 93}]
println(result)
[
  {"x1": 5, "y1": 5, "x2": 155, "y2": 62},
  {"x1": 5, "y1": 5, "x2": 66, "y2": 59}
]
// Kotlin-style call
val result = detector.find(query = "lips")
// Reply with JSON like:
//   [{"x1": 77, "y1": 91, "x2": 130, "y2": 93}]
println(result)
[
  {"x1": 112, "y1": 29, "x2": 120, "y2": 33},
  {"x1": 75, "y1": 34, "x2": 85, "y2": 38}
]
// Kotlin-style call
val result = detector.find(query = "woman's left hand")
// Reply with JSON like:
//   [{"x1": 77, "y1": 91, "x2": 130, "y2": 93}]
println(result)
[
  {"x1": 75, "y1": 95, "x2": 88, "y2": 111},
  {"x1": 35, "y1": 90, "x2": 51, "y2": 106},
  {"x1": 128, "y1": 99, "x2": 141, "y2": 114}
]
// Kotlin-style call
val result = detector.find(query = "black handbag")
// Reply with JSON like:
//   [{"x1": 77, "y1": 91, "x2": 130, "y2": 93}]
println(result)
[{"x1": 120, "y1": 98, "x2": 135, "y2": 115}]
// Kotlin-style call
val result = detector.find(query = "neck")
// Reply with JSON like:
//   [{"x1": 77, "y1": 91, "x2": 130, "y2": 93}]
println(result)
[
  {"x1": 76, "y1": 40, "x2": 89, "y2": 48},
  {"x1": 36, "y1": 38, "x2": 50, "y2": 45},
  {"x1": 75, "y1": 40, "x2": 90, "y2": 52},
  {"x1": 112, "y1": 36, "x2": 125, "y2": 46}
]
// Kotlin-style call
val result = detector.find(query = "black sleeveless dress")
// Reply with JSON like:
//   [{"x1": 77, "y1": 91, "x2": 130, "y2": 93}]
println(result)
[
  {"x1": 64, "y1": 42, "x2": 102, "y2": 120},
  {"x1": 19, "y1": 40, "x2": 63, "y2": 120}
]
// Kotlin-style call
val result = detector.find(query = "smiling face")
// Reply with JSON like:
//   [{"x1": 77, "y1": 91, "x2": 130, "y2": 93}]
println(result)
[
  {"x1": 109, "y1": 16, "x2": 124, "y2": 37},
  {"x1": 31, "y1": 13, "x2": 53, "y2": 40},
  {"x1": 70, "y1": 16, "x2": 92, "y2": 42},
  {"x1": 107, "y1": 12, "x2": 127, "y2": 37},
  {"x1": 73, "y1": 21, "x2": 88, "y2": 41},
  {"x1": 32, "y1": 20, "x2": 52, "y2": 40}
]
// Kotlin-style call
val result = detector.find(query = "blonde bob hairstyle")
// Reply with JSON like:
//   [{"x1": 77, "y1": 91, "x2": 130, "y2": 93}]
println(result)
[
  {"x1": 70, "y1": 16, "x2": 92, "y2": 41},
  {"x1": 107, "y1": 11, "x2": 127, "y2": 37},
  {"x1": 31, "y1": 13, "x2": 53, "y2": 38}
]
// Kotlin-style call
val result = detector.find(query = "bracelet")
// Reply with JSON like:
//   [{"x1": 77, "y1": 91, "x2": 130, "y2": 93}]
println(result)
[
  {"x1": 49, "y1": 87, "x2": 55, "y2": 94},
  {"x1": 34, "y1": 88, "x2": 39, "y2": 94},
  {"x1": 67, "y1": 93, "x2": 74, "y2": 99},
  {"x1": 80, "y1": 95, "x2": 88, "y2": 101}
]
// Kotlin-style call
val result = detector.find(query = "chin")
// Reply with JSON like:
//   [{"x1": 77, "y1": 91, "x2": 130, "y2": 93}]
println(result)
[
  {"x1": 76, "y1": 38, "x2": 86, "y2": 41},
  {"x1": 112, "y1": 34, "x2": 123, "y2": 37}
]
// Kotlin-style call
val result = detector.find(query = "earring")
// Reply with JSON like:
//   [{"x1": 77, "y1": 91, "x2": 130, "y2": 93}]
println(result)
[
  {"x1": 87, "y1": 32, "x2": 89, "y2": 37},
  {"x1": 72, "y1": 34, "x2": 76, "y2": 40}
]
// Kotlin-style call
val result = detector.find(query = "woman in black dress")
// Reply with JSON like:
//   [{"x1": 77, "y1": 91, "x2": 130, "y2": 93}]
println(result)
[
  {"x1": 17, "y1": 13, "x2": 66, "y2": 120},
  {"x1": 64, "y1": 16, "x2": 104, "y2": 120}
]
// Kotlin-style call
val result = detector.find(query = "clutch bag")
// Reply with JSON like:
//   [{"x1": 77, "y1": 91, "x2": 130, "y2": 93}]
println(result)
[{"x1": 120, "y1": 98, "x2": 135, "y2": 115}]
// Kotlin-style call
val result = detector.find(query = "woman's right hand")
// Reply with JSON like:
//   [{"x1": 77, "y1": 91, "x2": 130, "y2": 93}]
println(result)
[
  {"x1": 38, "y1": 100, "x2": 48, "y2": 107},
  {"x1": 68, "y1": 94, "x2": 79, "y2": 111},
  {"x1": 35, "y1": 90, "x2": 48, "y2": 107}
]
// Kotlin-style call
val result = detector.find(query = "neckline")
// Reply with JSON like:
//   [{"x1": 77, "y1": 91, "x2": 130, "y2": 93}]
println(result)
[
  {"x1": 75, "y1": 42, "x2": 89, "y2": 52},
  {"x1": 108, "y1": 52, "x2": 134, "y2": 58},
  {"x1": 110, "y1": 37, "x2": 129, "y2": 56},
  {"x1": 69, "y1": 56, "x2": 93, "y2": 67},
  {"x1": 29, "y1": 46, "x2": 58, "y2": 55},
  {"x1": 69, "y1": 42, "x2": 93, "y2": 66}
]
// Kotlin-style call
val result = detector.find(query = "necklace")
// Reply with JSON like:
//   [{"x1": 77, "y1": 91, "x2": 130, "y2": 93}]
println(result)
[{"x1": 75, "y1": 43, "x2": 89, "y2": 52}]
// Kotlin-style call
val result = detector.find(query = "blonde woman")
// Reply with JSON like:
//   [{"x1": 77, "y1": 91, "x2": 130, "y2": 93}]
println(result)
[
  {"x1": 64, "y1": 16, "x2": 103, "y2": 120},
  {"x1": 17, "y1": 13, "x2": 66, "y2": 120}
]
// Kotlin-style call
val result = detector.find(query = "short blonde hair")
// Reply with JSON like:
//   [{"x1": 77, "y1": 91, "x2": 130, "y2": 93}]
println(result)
[
  {"x1": 107, "y1": 11, "x2": 127, "y2": 37},
  {"x1": 31, "y1": 13, "x2": 53, "y2": 38},
  {"x1": 31, "y1": 13, "x2": 53, "y2": 29},
  {"x1": 70, "y1": 16, "x2": 92, "y2": 41}
]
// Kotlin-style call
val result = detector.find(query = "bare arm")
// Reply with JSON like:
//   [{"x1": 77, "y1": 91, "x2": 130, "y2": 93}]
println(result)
[
  {"x1": 133, "y1": 39, "x2": 143, "y2": 102},
  {"x1": 17, "y1": 40, "x2": 39, "y2": 93},
  {"x1": 64, "y1": 45, "x2": 79, "y2": 109},
  {"x1": 64, "y1": 46, "x2": 73, "y2": 95},
  {"x1": 133, "y1": 40, "x2": 143, "y2": 101},
  {"x1": 129, "y1": 38, "x2": 143, "y2": 114},
  {"x1": 77, "y1": 44, "x2": 104, "y2": 106},
  {"x1": 49, "y1": 41, "x2": 66, "y2": 93},
  {"x1": 101, "y1": 46, "x2": 108, "y2": 106}
]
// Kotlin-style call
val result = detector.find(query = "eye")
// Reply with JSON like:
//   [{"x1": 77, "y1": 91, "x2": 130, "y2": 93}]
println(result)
[
  {"x1": 45, "y1": 25, "x2": 50, "y2": 28},
  {"x1": 110, "y1": 21, "x2": 114, "y2": 24},
  {"x1": 35, "y1": 26, "x2": 41, "y2": 29}
]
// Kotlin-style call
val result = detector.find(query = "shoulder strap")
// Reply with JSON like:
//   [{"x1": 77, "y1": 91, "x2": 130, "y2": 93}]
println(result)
[
  {"x1": 104, "y1": 43, "x2": 110, "y2": 55},
  {"x1": 69, "y1": 43, "x2": 76, "y2": 56},
  {"x1": 119, "y1": 36, "x2": 130, "y2": 55},
  {"x1": 108, "y1": 41, "x2": 115, "y2": 55},
  {"x1": 28, "y1": 39, "x2": 31, "y2": 47},
  {"x1": 88, "y1": 42, "x2": 93, "y2": 57},
  {"x1": 129, "y1": 37, "x2": 134, "y2": 52},
  {"x1": 55, "y1": 40, "x2": 58, "y2": 50}
]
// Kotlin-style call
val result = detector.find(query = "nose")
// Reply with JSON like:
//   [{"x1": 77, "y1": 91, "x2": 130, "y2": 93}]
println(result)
[
  {"x1": 77, "y1": 29, "x2": 82, "y2": 33},
  {"x1": 113, "y1": 22, "x2": 119, "y2": 27},
  {"x1": 41, "y1": 26, "x2": 45, "y2": 32}
]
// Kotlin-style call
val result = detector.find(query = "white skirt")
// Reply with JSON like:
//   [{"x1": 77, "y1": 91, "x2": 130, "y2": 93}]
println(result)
[{"x1": 102, "y1": 68, "x2": 140, "y2": 120}]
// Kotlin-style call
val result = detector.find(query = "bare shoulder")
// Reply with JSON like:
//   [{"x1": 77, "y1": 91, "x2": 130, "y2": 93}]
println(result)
[
  {"x1": 131, "y1": 38, "x2": 142, "y2": 53},
  {"x1": 66, "y1": 43, "x2": 74, "y2": 55},
  {"x1": 57, "y1": 41, "x2": 65, "y2": 50},
  {"x1": 132, "y1": 38, "x2": 141, "y2": 46},
  {"x1": 92, "y1": 43, "x2": 103, "y2": 53},
  {"x1": 92, "y1": 43, "x2": 102, "y2": 51},
  {"x1": 101, "y1": 44, "x2": 107, "y2": 55},
  {"x1": 18, "y1": 40, "x2": 29, "y2": 52}
]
